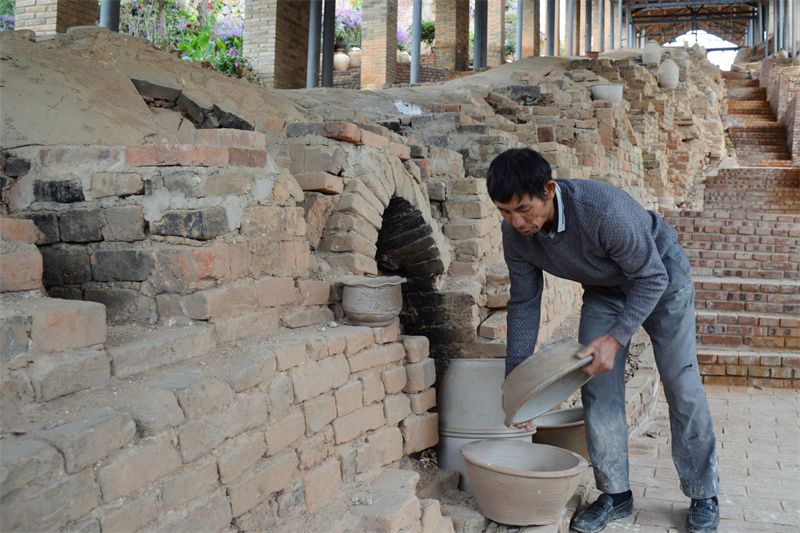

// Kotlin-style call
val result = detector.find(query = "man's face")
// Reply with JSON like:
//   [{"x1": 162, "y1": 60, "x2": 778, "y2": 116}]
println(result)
[{"x1": 493, "y1": 185, "x2": 555, "y2": 236}]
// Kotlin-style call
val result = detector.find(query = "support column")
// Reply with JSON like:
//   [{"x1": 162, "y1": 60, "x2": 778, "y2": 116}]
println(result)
[
  {"x1": 307, "y1": 0, "x2": 322, "y2": 88},
  {"x1": 474, "y1": 0, "x2": 488, "y2": 67},
  {"x1": 765, "y1": 0, "x2": 770, "y2": 57},
  {"x1": 609, "y1": 0, "x2": 614, "y2": 50},
  {"x1": 546, "y1": 0, "x2": 556, "y2": 55},
  {"x1": 793, "y1": 0, "x2": 798, "y2": 57},
  {"x1": 245, "y1": 0, "x2": 310, "y2": 89},
  {"x1": 99, "y1": 0, "x2": 120, "y2": 31},
  {"x1": 775, "y1": 0, "x2": 779, "y2": 54},
  {"x1": 625, "y1": 4, "x2": 632, "y2": 48},
  {"x1": 567, "y1": 0, "x2": 575, "y2": 55},
  {"x1": 435, "y1": 0, "x2": 469, "y2": 70},
  {"x1": 598, "y1": 0, "x2": 605, "y2": 51},
  {"x1": 487, "y1": 0, "x2": 506, "y2": 66},
  {"x1": 585, "y1": 0, "x2": 593, "y2": 52},
  {"x1": 410, "y1": 0, "x2": 422, "y2": 83},
  {"x1": 321, "y1": 0, "x2": 335, "y2": 87},
  {"x1": 361, "y1": 0, "x2": 398, "y2": 88},
  {"x1": 15, "y1": 0, "x2": 99, "y2": 35},
  {"x1": 616, "y1": 0, "x2": 622, "y2": 48},
  {"x1": 757, "y1": 0, "x2": 763, "y2": 45},
  {"x1": 515, "y1": 0, "x2": 524, "y2": 60}
]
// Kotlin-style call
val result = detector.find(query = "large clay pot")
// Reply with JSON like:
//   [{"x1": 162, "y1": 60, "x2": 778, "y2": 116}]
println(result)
[
  {"x1": 532, "y1": 406, "x2": 590, "y2": 462},
  {"x1": 461, "y1": 440, "x2": 588, "y2": 526},
  {"x1": 658, "y1": 58, "x2": 680, "y2": 89},
  {"x1": 705, "y1": 87, "x2": 718, "y2": 106},
  {"x1": 333, "y1": 50, "x2": 351, "y2": 72},
  {"x1": 589, "y1": 83, "x2": 624, "y2": 103},
  {"x1": 341, "y1": 276, "x2": 405, "y2": 326},
  {"x1": 642, "y1": 40, "x2": 662, "y2": 66},
  {"x1": 348, "y1": 46, "x2": 362, "y2": 67},
  {"x1": 397, "y1": 50, "x2": 411, "y2": 64}
]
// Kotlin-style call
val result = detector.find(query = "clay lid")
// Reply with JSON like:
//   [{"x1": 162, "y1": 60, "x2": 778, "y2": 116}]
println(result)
[{"x1": 501, "y1": 339, "x2": 592, "y2": 427}]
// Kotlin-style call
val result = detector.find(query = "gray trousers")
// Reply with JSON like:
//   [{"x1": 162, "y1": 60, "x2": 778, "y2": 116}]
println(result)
[{"x1": 579, "y1": 243, "x2": 719, "y2": 499}]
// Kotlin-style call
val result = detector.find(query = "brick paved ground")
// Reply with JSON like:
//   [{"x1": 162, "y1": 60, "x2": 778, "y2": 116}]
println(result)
[{"x1": 588, "y1": 385, "x2": 800, "y2": 532}]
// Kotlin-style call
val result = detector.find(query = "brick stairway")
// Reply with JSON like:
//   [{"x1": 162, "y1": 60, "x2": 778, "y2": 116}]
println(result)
[{"x1": 664, "y1": 70, "x2": 800, "y2": 388}]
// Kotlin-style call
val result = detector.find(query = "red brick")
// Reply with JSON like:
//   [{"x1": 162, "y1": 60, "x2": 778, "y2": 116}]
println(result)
[
  {"x1": 360, "y1": 130, "x2": 390, "y2": 149},
  {"x1": 228, "y1": 148, "x2": 267, "y2": 167},
  {"x1": 323, "y1": 122, "x2": 362, "y2": 144},
  {"x1": 294, "y1": 172, "x2": 344, "y2": 194},
  {"x1": 125, "y1": 144, "x2": 228, "y2": 167},
  {"x1": 0, "y1": 245, "x2": 42, "y2": 292},
  {"x1": 388, "y1": 142, "x2": 411, "y2": 161},
  {"x1": 194, "y1": 128, "x2": 266, "y2": 149},
  {"x1": 0, "y1": 219, "x2": 42, "y2": 244}
]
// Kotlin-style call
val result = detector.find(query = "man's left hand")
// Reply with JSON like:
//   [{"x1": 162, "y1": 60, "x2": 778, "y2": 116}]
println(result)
[{"x1": 577, "y1": 334, "x2": 622, "y2": 376}]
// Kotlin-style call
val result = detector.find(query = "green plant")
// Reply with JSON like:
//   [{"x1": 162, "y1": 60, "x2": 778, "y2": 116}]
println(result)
[
  {"x1": 0, "y1": 0, "x2": 14, "y2": 17},
  {"x1": 420, "y1": 19, "x2": 435, "y2": 47}
]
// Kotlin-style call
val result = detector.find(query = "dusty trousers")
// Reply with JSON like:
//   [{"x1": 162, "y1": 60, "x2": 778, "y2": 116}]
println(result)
[{"x1": 578, "y1": 243, "x2": 719, "y2": 499}]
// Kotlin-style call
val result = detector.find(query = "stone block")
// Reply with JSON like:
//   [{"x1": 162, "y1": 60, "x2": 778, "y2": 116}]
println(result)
[
  {"x1": 160, "y1": 456, "x2": 219, "y2": 511},
  {"x1": 334, "y1": 380, "x2": 362, "y2": 417},
  {"x1": 281, "y1": 306, "x2": 334, "y2": 328},
  {"x1": 277, "y1": 478, "x2": 306, "y2": 518},
  {"x1": 323, "y1": 121, "x2": 362, "y2": 144},
  {"x1": 195, "y1": 128, "x2": 266, "y2": 149},
  {"x1": 90, "y1": 172, "x2": 144, "y2": 198},
  {"x1": 388, "y1": 142, "x2": 411, "y2": 161},
  {"x1": 402, "y1": 336, "x2": 429, "y2": 363},
  {"x1": 13, "y1": 297, "x2": 104, "y2": 353},
  {"x1": 361, "y1": 129, "x2": 391, "y2": 149},
  {"x1": 332, "y1": 403, "x2": 384, "y2": 444},
  {"x1": 108, "y1": 324, "x2": 214, "y2": 378},
  {"x1": 229, "y1": 147, "x2": 267, "y2": 167},
  {"x1": 149, "y1": 243, "x2": 232, "y2": 294},
  {"x1": 404, "y1": 358, "x2": 436, "y2": 393},
  {"x1": 297, "y1": 426, "x2": 334, "y2": 470},
  {"x1": 216, "y1": 429, "x2": 267, "y2": 485},
  {"x1": 478, "y1": 310, "x2": 507, "y2": 339},
  {"x1": 304, "y1": 393, "x2": 337, "y2": 435},
  {"x1": 401, "y1": 413, "x2": 439, "y2": 454},
  {"x1": 172, "y1": 376, "x2": 234, "y2": 419},
  {"x1": 37, "y1": 410, "x2": 136, "y2": 474},
  {"x1": 299, "y1": 193, "x2": 337, "y2": 249},
  {"x1": 334, "y1": 193, "x2": 383, "y2": 229},
  {"x1": 97, "y1": 433, "x2": 181, "y2": 501},
  {"x1": 274, "y1": 340, "x2": 306, "y2": 371},
  {"x1": 23, "y1": 212, "x2": 60, "y2": 244},
  {"x1": 125, "y1": 144, "x2": 228, "y2": 167},
  {"x1": 99, "y1": 489, "x2": 159, "y2": 532},
  {"x1": 0, "y1": 242, "x2": 42, "y2": 292},
  {"x1": 228, "y1": 450, "x2": 299, "y2": 516},
  {"x1": 291, "y1": 353, "x2": 350, "y2": 402},
  {"x1": 83, "y1": 287, "x2": 157, "y2": 325},
  {"x1": 0, "y1": 437, "x2": 62, "y2": 498},
  {"x1": 0, "y1": 471, "x2": 98, "y2": 532},
  {"x1": 265, "y1": 409, "x2": 306, "y2": 456},
  {"x1": 0, "y1": 218, "x2": 41, "y2": 244},
  {"x1": 212, "y1": 308, "x2": 281, "y2": 343},
  {"x1": 294, "y1": 172, "x2": 344, "y2": 194},
  {"x1": 345, "y1": 326, "x2": 375, "y2": 356},
  {"x1": 408, "y1": 388, "x2": 436, "y2": 415},
  {"x1": 348, "y1": 343, "x2": 406, "y2": 373},
  {"x1": 298, "y1": 280, "x2": 331, "y2": 305},
  {"x1": 361, "y1": 371, "x2": 385, "y2": 404},
  {"x1": 29, "y1": 349, "x2": 110, "y2": 401},
  {"x1": 356, "y1": 427, "x2": 404, "y2": 474},
  {"x1": 0, "y1": 309, "x2": 30, "y2": 364},
  {"x1": 382, "y1": 365, "x2": 408, "y2": 395},
  {"x1": 352, "y1": 470, "x2": 421, "y2": 533},
  {"x1": 384, "y1": 393, "x2": 412, "y2": 426},
  {"x1": 301, "y1": 457, "x2": 341, "y2": 512},
  {"x1": 291, "y1": 144, "x2": 347, "y2": 175},
  {"x1": 153, "y1": 488, "x2": 231, "y2": 532},
  {"x1": 219, "y1": 346, "x2": 277, "y2": 393},
  {"x1": 268, "y1": 373, "x2": 294, "y2": 418},
  {"x1": 91, "y1": 249, "x2": 154, "y2": 281},
  {"x1": 59, "y1": 209, "x2": 102, "y2": 243},
  {"x1": 327, "y1": 252, "x2": 378, "y2": 276},
  {"x1": 115, "y1": 387, "x2": 184, "y2": 437},
  {"x1": 33, "y1": 179, "x2": 84, "y2": 203},
  {"x1": 150, "y1": 207, "x2": 229, "y2": 241},
  {"x1": 163, "y1": 168, "x2": 259, "y2": 197},
  {"x1": 100, "y1": 206, "x2": 146, "y2": 242}
]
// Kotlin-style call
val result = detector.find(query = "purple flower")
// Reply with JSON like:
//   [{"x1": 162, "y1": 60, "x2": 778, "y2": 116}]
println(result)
[
  {"x1": 397, "y1": 27, "x2": 411, "y2": 49},
  {"x1": 213, "y1": 10, "x2": 244, "y2": 41},
  {"x1": 0, "y1": 16, "x2": 14, "y2": 31}
]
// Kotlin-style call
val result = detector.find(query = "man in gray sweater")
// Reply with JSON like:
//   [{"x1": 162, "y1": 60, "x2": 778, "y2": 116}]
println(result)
[{"x1": 487, "y1": 148, "x2": 719, "y2": 533}]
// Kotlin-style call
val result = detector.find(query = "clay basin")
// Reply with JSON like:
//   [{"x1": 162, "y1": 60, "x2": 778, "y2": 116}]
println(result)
[
  {"x1": 532, "y1": 406, "x2": 589, "y2": 462},
  {"x1": 502, "y1": 339, "x2": 592, "y2": 427},
  {"x1": 461, "y1": 439, "x2": 588, "y2": 526}
]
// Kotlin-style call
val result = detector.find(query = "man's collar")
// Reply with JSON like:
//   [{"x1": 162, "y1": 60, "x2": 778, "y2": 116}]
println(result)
[{"x1": 541, "y1": 182, "x2": 566, "y2": 238}]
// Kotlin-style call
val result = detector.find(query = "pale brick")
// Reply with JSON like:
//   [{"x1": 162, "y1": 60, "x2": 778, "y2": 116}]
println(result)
[
  {"x1": 402, "y1": 336, "x2": 429, "y2": 363},
  {"x1": 332, "y1": 403, "x2": 384, "y2": 444},
  {"x1": 345, "y1": 326, "x2": 375, "y2": 355},
  {"x1": 29, "y1": 349, "x2": 110, "y2": 401},
  {"x1": 212, "y1": 308, "x2": 281, "y2": 342},
  {"x1": 304, "y1": 334, "x2": 328, "y2": 360},
  {"x1": 408, "y1": 388, "x2": 437, "y2": 415},
  {"x1": 99, "y1": 489, "x2": 159, "y2": 532},
  {"x1": 0, "y1": 242, "x2": 42, "y2": 292},
  {"x1": 382, "y1": 365, "x2": 408, "y2": 394},
  {"x1": 372, "y1": 318, "x2": 401, "y2": 344},
  {"x1": 98, "y1": 434, "x2": 181, "y2": 502},
  {"x1": 219, "y1": 346, "x2": 276, "y2": 392},
  {"x1": 327, "y1": 252, "x2": 378, "y2": 276},
  {"x1": 298, "y1": 280, "x2": 331, "y2": 305},
  {"x1": 335, "y1": 380, "x2": 363, "y2": 416},
  {"x1": 401, "y1": 413, "x2": 439, "y2": 454},
  {"x1": 301, "y1": 457, "x2": 341, "y2": 512},
  {"x1": 281, "y1": 306, "x2": 334, "y2": 328},
  {"x1": 326, "y1": 328, "x2": 348, "y2": 355},
  {"x1": 37, "y1": 411, "x2": 136, "y2": 474},
  {"x1": 0, "y1": 437, "x2": 62, "y2": 498},
  {"x1": 304, "y1": 393, "x2": 337, "y2": 434},
  {"x1": 252, "y1": 276, "x2": 298, "y2": 307},
  {"x1": 90, "y1": 172, "x2": 144, "y2": 198},
  {"x1": 27, "y1": 298, "x2": 106, "y2": 353},
  {"x1": 335, "y1": 193, "x2": 383, "y2": 229},
  {"x1": 180, "y1": 280, "x2": 257, "y2": 320},
  {"x1": 294, "y1": 171, "x2": 344, "y2": 194},
  {"x1": 404, "y1": 358, "x2": 436, "y2": 393},
  {"x1": 274, "y1": 340, "x2": 306, "y2": 371},
  {"x1": 356, "y1": 427, "x2": 404, "y2": 474},
  {"x1": 420, "y1": 498, "x2": 445, "y2": 533},
  {"x1": 0, "y1": 218, "x2": 42, "y2": 244},
  {"x1": 297, "y1": 426, "x2": 334, "y2": 470},
  {"x1": 291, "y1": 353, "x2": 350, "y2": 402},
  {"x1": 116, "y1": 387, "x2": 185, "y2": 436},
  {"x1": 265, "y1": 409, "x2": 305, "y2": 456},
  {"x1": 362, "y1": 371, "x2": 386, "y2": 404},
  {"x1": 173, "y1": 377, "x2": 234, "y2": 419},
  {"x1": 268, "y1": 373, "x2": 294, "y2": 417},
  {"x1": 154, "y1": 488, "x2": 231, "y2": 532},
  {"x1": 216, "y1": 429, "x2": 268, "y2": 484},
  {"x1": 349, "y1": 343, "x2": 406, "y2": 373},
  {"x1": 385, "y1": 393, "x2": 412, "y2": 426},
  {"x1": 228, "y1": 450, "x2": 299, "y2": 516},
  {"x1": 160, "y1": 456, "x2": 219, "y2": 511}
]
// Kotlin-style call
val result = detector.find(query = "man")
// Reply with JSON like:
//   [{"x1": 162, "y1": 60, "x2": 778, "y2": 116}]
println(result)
[{"x1": 487, "y1": 148, "x2": 719, "y2": 533}]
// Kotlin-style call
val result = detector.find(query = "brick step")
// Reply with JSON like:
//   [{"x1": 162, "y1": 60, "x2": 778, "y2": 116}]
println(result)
[
  {"x1": 728, "y1": 124, "x2": 784, "y2": 132},
  {"x1": 693, "y1": 276, "x2": 799, "y2": 314},
  {"x1": 736, "y1": 158, "x2": 794, "y2": 166},
  {"x1": 721, "y1": 70, "x2": 751, "y2": 79},
  {"x1": 735, "y1": 149, "x2": 792, "y2": 156},
  {"x1": 697, "y1": 345, "x2": 799, "y2": 388},
  {"x1": 725, "y1": 136, "x2": 789, "y2": 146},
  {"x1": 696, "y1": 310, "x2": 799, "y2": 348},
  {"x1": 727, "y1": 103, "x2": 773, "y2": 112},
  {"x1": 723, "y1": 79, "x2": 760, "y2": 87},
  {"x1": 726, "y1": 87, "x2": 767, "y2": 99}
]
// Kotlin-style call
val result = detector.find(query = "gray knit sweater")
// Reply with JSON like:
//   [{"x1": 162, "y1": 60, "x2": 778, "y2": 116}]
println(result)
[{"x1": 503, "y1": 179, "x2": 678, "y2": 375}]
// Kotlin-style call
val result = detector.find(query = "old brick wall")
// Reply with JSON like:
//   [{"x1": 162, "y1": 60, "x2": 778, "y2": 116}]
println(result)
[
  {"x1": 435, "y1": 0, "x2": 469, "y2": 70},
  {"x1": 56, "y1": 0, "x2": 98, "y2": 33},
  {"x1": 244, "y1": 0, "x2": 309, "y2": 88},
  {"x1": 14, "y1": 0, "x2": 97, "y2": 36},
  {"x1": 361, "y1": 0, "x2": 398, "y2": 88}
]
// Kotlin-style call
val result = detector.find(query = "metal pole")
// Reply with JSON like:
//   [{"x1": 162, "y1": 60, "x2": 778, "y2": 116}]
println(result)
[
  {"x1": 757, "y1": 0, "x2": 763, "y2": 45},
  {"x1": 609, "y1": 0, "x2": 615, "y2": 49},
  {"x1": 321, "y1": 0, "x2": 335, "y2": 87},
  {"x1": 626, "y1": 5, "x2": 632, "y2": 47},
  {"x1": 617, "y1": 0, "x2": 622, "y2": 47},
  {"x1": 547, "y1": 0, "x2": 556, "y2": 55},
  {"x1": 568, "y1": 0, "x2": 575, "y2": 55},
  {"x1": 474, "y1": 0, "x2": 486, "y2": 67},
  {"x1": 766, "y1": 0, "x2": 770, "y2": 57},
  {"x1": 599, "y1": 0, "x2": 605, "y2": 51},
  {"x1": 411, "y1": 0, "x2": 422, "y2": 83},
  {"x1": 516, "y1": 0, "x2": 524, "y2": 60},
  {"x1": 793, "y1": 0, "x2": 798, "y2": 57},
  {"x1": 306, "y1": 0, "x2": 322, "y2": 88},
  {"x1": 775, "y1": 0, "x2": 780, "y2": 54},
  {"x1": 585, "y1": 0, "x2": 593, "y2": 52},
  {"x1": 779, "y1": 0, "x2": 784, "y2": 50},
  {"x1": 786, "y1": 0, "x2": 791, "y2": 50},
  {"x1": 99, "y1": 0, "x2": 121, "y2": 31}
]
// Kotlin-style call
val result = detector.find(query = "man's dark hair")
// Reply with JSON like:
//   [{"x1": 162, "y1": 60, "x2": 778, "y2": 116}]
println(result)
[{"x1": 486, "y1": 148, "x2": 553, "y2": 203}]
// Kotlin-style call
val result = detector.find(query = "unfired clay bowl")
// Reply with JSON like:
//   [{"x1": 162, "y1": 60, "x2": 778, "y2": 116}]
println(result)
[
  {"x1": 502, "y1": 339, "x2": 592, "y2": 427},
  {"x1": 532, "y1": 406, "x2": 589, "y2": 462},
  {"x1": 340, "y1": 276, "x2": 406, "y2": 326},
  {"x1": 461, "y1": 439, "x2": 588, "y2": 526}
]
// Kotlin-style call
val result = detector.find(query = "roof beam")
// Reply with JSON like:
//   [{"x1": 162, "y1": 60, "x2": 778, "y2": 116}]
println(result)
[
  {"x1": 628, "y1": 0, "x2": 756, "y2": 8},
  {"x1": 635, "y1": 15, "x2": 753, "y2": 24}
]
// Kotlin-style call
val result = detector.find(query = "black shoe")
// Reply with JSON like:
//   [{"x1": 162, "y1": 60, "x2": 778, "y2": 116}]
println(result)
[
  {"x1": 570, "y1": 493, "x2": 634, "y2": 533},
  {"x1": 687, "y1": 496, "x2": 719, "y2": 532}
]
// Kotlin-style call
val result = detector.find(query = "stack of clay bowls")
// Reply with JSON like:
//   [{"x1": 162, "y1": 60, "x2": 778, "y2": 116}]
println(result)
[{"x1": 532, "y1": 406, "x2": 590, "y2": 462}]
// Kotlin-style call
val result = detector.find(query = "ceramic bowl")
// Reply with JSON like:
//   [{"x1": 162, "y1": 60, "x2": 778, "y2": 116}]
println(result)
[
  {"x1": 532, "y1": 406, "x2": 589, "y2": 462},
  {"x1": 461, "y1": 439, "x2": 588, "y2": 526},
  {"x1": 502, "y1": 339, "x2": 592, "y2": 427}
]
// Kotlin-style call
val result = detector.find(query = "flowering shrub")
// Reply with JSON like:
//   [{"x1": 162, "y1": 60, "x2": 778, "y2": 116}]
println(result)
[
  {"x1": 397, "y1": 27, "x2": 411, "y2": 52},
  {"x1": 335, "y1": 4, "x2": 361, "y2": 48},
  {"x1": 0, "y1": 15, "x2": 13, "y2": 31}
]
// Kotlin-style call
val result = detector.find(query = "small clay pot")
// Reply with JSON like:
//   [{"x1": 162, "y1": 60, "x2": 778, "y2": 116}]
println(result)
[
  {"x1": 532, "y1": 406, "x2": 590, "y2": 462},
  {"x1": 340, "y1": 276, "x2": 406, "y2": 326},
  {"x1": 590, "y1": 83, "x2": 624, "y2": 103},
  {"x1": 461, "y1": 439, "x2": 588, "y2": 526}
]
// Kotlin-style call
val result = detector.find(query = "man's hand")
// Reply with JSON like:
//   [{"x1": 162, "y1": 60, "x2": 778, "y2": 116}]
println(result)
[
  {"x1": 577, "y1": 334, "x2": 622, "y2": 376},
  {"x1": 512, "y1": 419, "x2": 536, "y2": 431}
]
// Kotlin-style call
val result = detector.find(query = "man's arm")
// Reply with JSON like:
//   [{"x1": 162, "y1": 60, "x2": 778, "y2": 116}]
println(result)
[{"x1": 503, "y1": 227, "x2": 544, "y2": 376}]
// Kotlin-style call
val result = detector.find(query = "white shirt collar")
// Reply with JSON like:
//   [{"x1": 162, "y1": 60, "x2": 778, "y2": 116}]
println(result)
[{"x1": 542, "y1": 182, "x2": 566, "y2": 238}]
